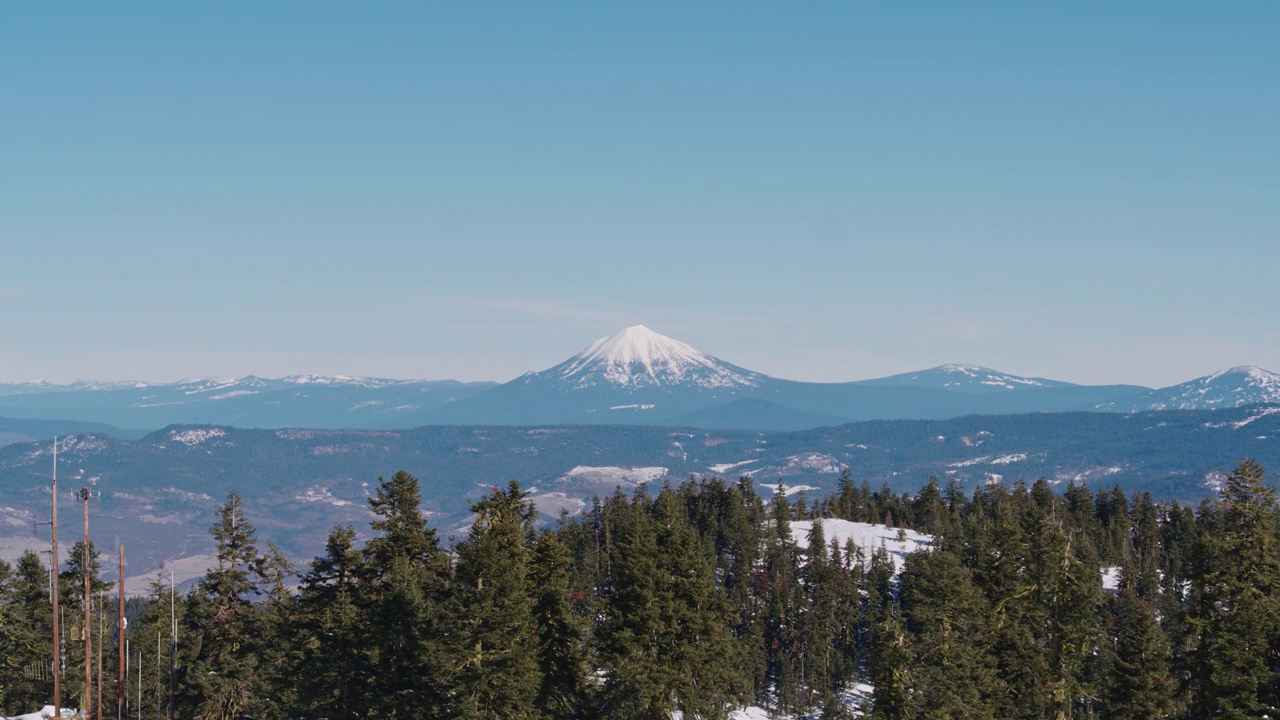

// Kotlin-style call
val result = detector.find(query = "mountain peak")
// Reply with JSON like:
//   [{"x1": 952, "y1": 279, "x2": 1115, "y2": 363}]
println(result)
[
  {"x1": 1213, "y1": 365, "x2": 1278, "y2": 381},
  {"x1": 1097, "y1": 365, "x2": 1280, "y2": 412},
  {"x1": 552, "y1": 326, "x2": 761, "y2": 389}
]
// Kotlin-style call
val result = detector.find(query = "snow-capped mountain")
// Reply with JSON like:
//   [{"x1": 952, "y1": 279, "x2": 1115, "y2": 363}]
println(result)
[
  {"x1": 421, "y1": 326, "x2": 1149, "y2": 428},
  {"x1": 0, "y1": 326, "x2": 1166, "y2": 432},
  {"x1": 856, "y1": 364, "x2": 1074, "y2": 394},
  {"x1": 1096, "y1": 366, "x2": 1280, "y2": 412},
  {"x1": 545, "y1": 325, "x2": 763, "y2": 390},
  {"x1": 0, "y1": 375, "x2": 498, "y2": 430},
  {"x1": 427, "y1": 326, "x2": 768, "y2": 425}
]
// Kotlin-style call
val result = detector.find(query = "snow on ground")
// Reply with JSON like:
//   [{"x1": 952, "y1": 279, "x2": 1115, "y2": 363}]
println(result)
[
  {"x1": 1233, "y1": 406, "x2": 1280, "y2": 428},
  {"x1": 1102, "y1": 566, "x2": 1122, "y2": 592},
  {"x1": 529, "y1": 491, "x2": 587, "y2": 517},
  {"x1": 766, "y1": 483, "x2": 820, "y2": 497},
  {"x1": 791, "y1": 519, "x2": 932, "y2": 574},
  {"x1": 782, "y1": 453, "x2": 845, "y2": 474},
  {"x1": 295, "y1": 486, "x2": 354, "y2": 507},
  {"x1": 729, "y1": 683, "x2": 873, "y2": 719},
  {"x1": 4, "y1": 705, "x2": 80, "y2": 719},
  {"x1": 562, "y1": 465, "x2": 669, "y2": 486},
  {"x1": 708, "y1": 459, "x2": 760, "y2": 475},
  {"x1": 170, "y1": 427, "x2": 227, "y2": 446}
]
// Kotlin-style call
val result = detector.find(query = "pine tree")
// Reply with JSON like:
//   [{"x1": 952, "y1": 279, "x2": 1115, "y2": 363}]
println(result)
[
  {"x1": 294, "y1": 524, "x2": 369, "y2": 719},
  {"x1": 530, "y1": 529, "x2": 589, "y2": 720},
  {"x1": 764, "y1": 485, "x2": 804, "y2": 713},
  {"x1": 445, "y1": 481, "x2": 540, "y2": 720},
  {"x1": 1102, "y1": 572, "x2": 1180, "y2": 720},
  {"x1": 800, "y1": 519, "x2": 837, "y2": 708},
  {"x1": 254, "y1": 541, "x2": 298, "y2": 719},
  {"x1": 0, "y1": 552, "x2": 54, "y2": 715},
  {"x1": 130, "y1": 565, "x2": 185, "y2": 720},
  {"x1": 0, "y1": 557, "x2": 9, "y2": 712},
  {"x1": 1190, "y1": 459, "x2": 1280, "y2": 719},
  {"x1": 898, "y1": 549, "x2": 1000, "y2": 719},
  {"x1": 177, "y1": 491, "x2": 266, "y2": 720},
  {"x1": 596, "y1": 487, "x2": 749, "y2": 718},
  {"x1": 59, "y1": 539, "x2": 114, "y2": 710},
  {"x1": 360, "y1": 470, "x2": 450, "y2": 719}
]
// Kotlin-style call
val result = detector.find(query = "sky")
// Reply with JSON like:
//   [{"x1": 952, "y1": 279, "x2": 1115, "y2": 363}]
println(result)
[{"x1": 1, "y1": 3, "x2": 1277, "y2": 388}]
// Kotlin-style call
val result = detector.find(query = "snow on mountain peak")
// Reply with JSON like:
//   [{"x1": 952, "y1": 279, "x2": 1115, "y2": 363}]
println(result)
[
  {"x1": 1098, "y1": 365, "x2": 1280, "y2": 412},
  {"x1": 554, "y1": 326, "x2": 760, "y2": 389},
  {"x1": 936, "y1": 363, "x2": 991, "y2": 373}
]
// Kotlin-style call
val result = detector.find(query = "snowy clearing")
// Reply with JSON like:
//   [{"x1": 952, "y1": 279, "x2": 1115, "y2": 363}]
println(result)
[{"x1": 791, "y1": 519, "x2": 932, "y2": 574}]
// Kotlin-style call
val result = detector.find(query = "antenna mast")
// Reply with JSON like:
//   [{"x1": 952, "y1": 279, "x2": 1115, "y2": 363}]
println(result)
[
  {"x1": 51, "y1": 439, "x2": 62, "y2": 718},
  {"x1": 118, "y1": 543, "x2": 125, "y2": 720},
  {"x1": 82, "y1": 486, "x2": 93, "y2": 719}
]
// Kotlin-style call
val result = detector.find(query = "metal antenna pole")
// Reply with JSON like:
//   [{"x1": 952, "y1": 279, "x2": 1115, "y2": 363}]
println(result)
[
  {"x1": 83, "y1": 486, "x2": 93, "y2": 718},
  {"x1": 51, "y1": 439, "x2": 61, "y2": 718},
  {"x1": 118, "y1": 544, "x2": 125, "y2": 720}
]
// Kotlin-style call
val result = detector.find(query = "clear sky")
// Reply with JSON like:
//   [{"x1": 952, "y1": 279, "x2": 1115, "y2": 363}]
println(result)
[{"x1": 2, "y1": 3, "x2": 1277, "y2": 388}]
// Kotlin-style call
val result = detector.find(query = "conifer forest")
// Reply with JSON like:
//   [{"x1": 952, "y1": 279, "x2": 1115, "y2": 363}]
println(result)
[{"x1": 2, "y1": 460, "x2": 1278, "y2": 720}]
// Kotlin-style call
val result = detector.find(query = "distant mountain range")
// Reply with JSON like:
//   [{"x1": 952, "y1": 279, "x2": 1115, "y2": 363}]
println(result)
[
  {"x1": 1, "y1": 405, "x2": 1276, "y2": 574},
  {"x1": 1, "y1": 326, "x2": 1277, "y2": 434}
]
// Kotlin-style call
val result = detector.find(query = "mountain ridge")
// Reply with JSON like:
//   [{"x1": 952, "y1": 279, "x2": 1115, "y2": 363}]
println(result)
[{"x1": 0, "y1": 326, "x2": 1274, "y2": 432}]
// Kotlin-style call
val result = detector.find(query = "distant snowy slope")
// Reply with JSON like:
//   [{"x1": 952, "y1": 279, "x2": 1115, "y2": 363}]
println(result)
[
  {"x1": 857, "y1": 364, "x2": 1073, "y2": 393},
  {"x1": 1097, "y1": 366, "x2": 1280, "y2": 412}
]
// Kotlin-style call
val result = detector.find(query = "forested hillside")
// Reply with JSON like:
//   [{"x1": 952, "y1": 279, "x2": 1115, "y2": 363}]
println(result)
[{"x1": 3, "y1": 461, "x2": 1277, "y2": 719}]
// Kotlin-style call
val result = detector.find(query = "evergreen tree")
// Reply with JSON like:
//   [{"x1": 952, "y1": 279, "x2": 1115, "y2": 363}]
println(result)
[
  {"x1": 255, "y1": 541, "x2": 298, "y2": 719},
  {"x1": 445, "y1": 481, "x2": 540, "y2": 720},
  {"x1": 360, "y1": 470, "x2": 450, "y2": 719},
  {"x1": 1190, "y1": 459, "x2": 1280, "y2": 719},
  {"x1": 898, "y1": 550, "x2": 1000, "y2": 719},
  {"x1": 596, "y1": 487, "x2": 749, "y2": 718},
  {"x1": 531, "y1": 529, "x2": 589, "y2": 720},
  {"x1": 0, "y1": 552, "x2": 54, "y2": 715},
  {"x1": 58, "y1": 539, "x2": 113, "y2": 710},
  {"x1": 177, "y1": 491, "x2": 266, "y2": 720},
  {"x1": 294, "y1": 524, "x2": 369, "y2": 719},
  {"x1": 129, "y1": 565, "x2": 186, "y2": 720},
  {"x1": 763, "y1": 485, "x2": 804, "y2": 712},
  {"x1": 1102, "y1": 571, "x2": 1181, "y2": 720}
]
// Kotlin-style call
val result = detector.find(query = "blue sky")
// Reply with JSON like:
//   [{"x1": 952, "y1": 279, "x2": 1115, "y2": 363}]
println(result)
[{"x1": 1, "y1": 3, "x2": 1277, "y2": 387}]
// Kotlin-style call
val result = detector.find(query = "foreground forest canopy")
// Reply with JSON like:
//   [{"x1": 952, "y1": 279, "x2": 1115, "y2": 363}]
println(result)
[{"x1": 2, "y1": 461, "x2": 1278, "y2": 719}]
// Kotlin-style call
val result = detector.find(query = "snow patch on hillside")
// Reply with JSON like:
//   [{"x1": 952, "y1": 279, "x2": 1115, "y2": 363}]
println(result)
[
  {"x1": 783, "y1": 453, "x2": 844, "y2": 474},
  {"x1": 791, "y1": 519, "x2": 932, "y2": 574},
  {"x1": 1233, "y1": 406, "x2": 1280, "y2": 428},
  {"x1": 563, "y1": 465, "x2": 669, "y2": 486},
  {"x1": 170, "y1": 428, "x2": 227, "y2": 446},
  {"x1": 296, "y1": 486, "x2": 354, "y2": 507},
  {"x1": 708, "y1": 459, "x2": 759, "y2": 475}
]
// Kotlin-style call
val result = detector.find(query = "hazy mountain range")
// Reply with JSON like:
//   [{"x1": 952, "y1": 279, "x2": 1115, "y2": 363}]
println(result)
[
  {"x1": 1, "y1": 405, "x2": 1276, "y2": 575},
  {"x1": 2, "y1": 326, "x2": 1277, "y2": 434}
]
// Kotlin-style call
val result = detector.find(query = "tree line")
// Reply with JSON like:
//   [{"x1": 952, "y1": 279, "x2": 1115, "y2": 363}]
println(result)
[{"x1": 1, "y1": 460, "x2": 1278, "y2": 719}]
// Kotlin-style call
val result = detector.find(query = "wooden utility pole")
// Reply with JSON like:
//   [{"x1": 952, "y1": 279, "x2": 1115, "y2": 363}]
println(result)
[
  {"x1": 118, "y1": 544, "x2": 126, "y2": 720},
  {"x1": 82, "y1": 486, "x2": 92, "y2": 719},
  {"x1": 51, "y1": 440, "x2": 61, "y2": 718}
]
